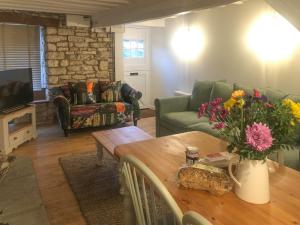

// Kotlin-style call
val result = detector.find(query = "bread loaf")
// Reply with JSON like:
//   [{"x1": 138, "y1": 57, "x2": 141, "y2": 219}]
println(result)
[{"x1": 178, "y1": 163, "x2": 233, "y2": 196}]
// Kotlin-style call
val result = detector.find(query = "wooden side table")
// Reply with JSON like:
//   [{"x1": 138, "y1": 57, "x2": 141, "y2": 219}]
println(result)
[{"x1": 0, "y1": 105, "x2": 37, "y2": 155}]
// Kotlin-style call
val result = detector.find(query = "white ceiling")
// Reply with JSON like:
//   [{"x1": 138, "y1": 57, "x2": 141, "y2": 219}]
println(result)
[
  {"x1": 265, "y1": 0, "x2": 300, "y2": 31},
  {"x1": 0, "y1": 0, "x2": 241, "y2": 26}
]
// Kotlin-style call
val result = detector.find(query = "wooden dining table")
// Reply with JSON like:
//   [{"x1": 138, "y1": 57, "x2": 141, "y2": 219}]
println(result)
[{"x1": 115, "y1": 131, "x2": 300, "y2": 225}]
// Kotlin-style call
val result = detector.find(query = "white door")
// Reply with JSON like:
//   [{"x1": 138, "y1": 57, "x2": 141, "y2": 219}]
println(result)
[{"x1": 123, "y1": 26, "x2": 151, "y2": 108}]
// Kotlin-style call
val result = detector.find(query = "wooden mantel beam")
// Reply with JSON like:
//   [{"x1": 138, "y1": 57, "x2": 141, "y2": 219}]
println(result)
[
  {"x1": 92, "y1": 0, "x2": 240, "y2": 27},
  {"x1": 0, "y1": 12, "x2": 60, "y2": 27}
]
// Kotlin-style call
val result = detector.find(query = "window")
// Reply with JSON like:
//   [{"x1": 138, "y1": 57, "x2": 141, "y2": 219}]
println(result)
[
  {"x1": 0, "y1": 24, "x2": 46, "y2": 93},
  {"x1": 123, "y1": 39, "x2": 145, "y2": 58}
]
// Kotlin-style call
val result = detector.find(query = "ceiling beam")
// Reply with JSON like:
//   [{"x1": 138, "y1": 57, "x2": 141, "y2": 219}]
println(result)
[
  {"x1": 0, "y1": 4, "x2": 103, "y2": 15},
  {"x1": 0, "y1": 11, "x2": 59, "y2": 26},
  {"x1": 92, "y1": 0, "x2": 240, "y2": 26},
  {"x1": 65, "y1": 0, "x2": 129, "y2": 4},
  {"x1": 2, "y1": 0, "x2": 122, "y2": 9}
]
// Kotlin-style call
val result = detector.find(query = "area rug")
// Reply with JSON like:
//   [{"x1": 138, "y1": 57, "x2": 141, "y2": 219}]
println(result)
[
  {"x1": 59, "y1": 152, "x2": 124, "y2": 225},
  {"x1": 140, "y1": 108, "x2": 155, "y2": 118}
]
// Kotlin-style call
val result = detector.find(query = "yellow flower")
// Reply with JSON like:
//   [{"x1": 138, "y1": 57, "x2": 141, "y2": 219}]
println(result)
[
  {"x1": 291, "y1": 120, "x2": 296, "y2": 126},
  {"x1": 237, "y1": 99, "x2": 245, "y2": 108},
  {"x1": 283, "y1": 98, "x2": 300, "y2": 121},
  {"x1": 231, "y1": 90, "x2": 245, "y2": 99},
  {"x1": 224, "y1": 98, "x2": 237, "y2": 111}
]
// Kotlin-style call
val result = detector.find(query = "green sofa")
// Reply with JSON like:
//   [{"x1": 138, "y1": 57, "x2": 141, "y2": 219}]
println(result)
[
  {"x1": 155, "y1": 80, "x2": 300, "y2": 170},
  {"x1": 155, "y1": 81, "x2": 232, "y2": 138}
]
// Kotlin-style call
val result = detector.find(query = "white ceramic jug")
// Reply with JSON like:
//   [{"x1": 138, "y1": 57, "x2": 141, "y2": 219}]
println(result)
[{"x1": 228, "y1": 158, "x2": 270, "y2": 204}]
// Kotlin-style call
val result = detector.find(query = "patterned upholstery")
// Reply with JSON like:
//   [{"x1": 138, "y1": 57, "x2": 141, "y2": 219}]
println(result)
[
  {"x1": 70, "y1": 102, "x2": 132, "y2": 129},
  {"x1": 52, "y1": 82, "x2": 142, "y2": 136}
]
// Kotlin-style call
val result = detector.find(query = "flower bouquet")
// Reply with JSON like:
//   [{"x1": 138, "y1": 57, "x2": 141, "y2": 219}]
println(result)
[
  {"x1": 198, "y1": 89, "x2": 300, "y2": 203},
  {"x1": 199, "y1": 89, "x2": 299, "y2": 160}
]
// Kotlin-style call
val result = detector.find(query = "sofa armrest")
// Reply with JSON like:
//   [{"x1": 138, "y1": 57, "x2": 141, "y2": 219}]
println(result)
[
  {"x1": 121, "y1": 83, "x2": 142, "y2": 123},
  {"x1": 121, "y1": 83, "x2": 142, "y2": 103},
  {"x1": 53, "y1": 95, "x2": 71, "y2": 133},
  {"x1": 155, "y1": 95, "x2": 190, "y2": 116},
  {"x1": 155, "y1": 96, "x2": 190, "y2": 137}
]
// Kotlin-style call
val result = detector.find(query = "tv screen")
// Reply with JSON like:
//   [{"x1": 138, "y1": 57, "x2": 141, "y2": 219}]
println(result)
[{"x1": 0, "y1": 68, "x2": 34, "y2": 112}]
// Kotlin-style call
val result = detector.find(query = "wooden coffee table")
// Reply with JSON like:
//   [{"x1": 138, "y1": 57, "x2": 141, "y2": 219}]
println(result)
[{"x1": 92, "y1": 126, "x2": 153, "y2": 166}]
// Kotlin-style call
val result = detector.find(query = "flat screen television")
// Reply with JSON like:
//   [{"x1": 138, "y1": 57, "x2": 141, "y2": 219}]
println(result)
[{"x1": 0, "y1": 68, "x2": 34, "y2": 113}]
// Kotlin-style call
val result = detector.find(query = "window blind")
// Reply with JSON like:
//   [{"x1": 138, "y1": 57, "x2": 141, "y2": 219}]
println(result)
[{"x1": 0, "y1": 24, "x2": 43, "y2": 91}]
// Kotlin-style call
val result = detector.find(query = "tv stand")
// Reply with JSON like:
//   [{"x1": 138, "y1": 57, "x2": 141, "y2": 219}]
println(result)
[
  {"x1": 0, "y1": 105, "x2": 37, "y2": 155},
  {"x1": 0, "y1": 105, "x2": 26, "y2": 114}
]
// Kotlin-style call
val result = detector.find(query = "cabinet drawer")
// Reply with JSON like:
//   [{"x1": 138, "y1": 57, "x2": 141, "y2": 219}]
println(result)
[{"x1": 9, "y1": 127, "x2": 33, "y2": 148}]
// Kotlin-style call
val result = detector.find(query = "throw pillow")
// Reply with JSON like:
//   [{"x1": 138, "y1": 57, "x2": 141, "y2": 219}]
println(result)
[
  {"x1": 188, "y1": 80, "x2": 215, "y2": 111},
  {"x1": 233, "y1": 83, "x2": 266, "y2": 96},
  {"x1": 99, "y1": 80, "x2": 122, "y2": 102},
  {"x1": 68, "y1": 82, "x2": 77, "y2": 104},
  {"x1": 68, "y1": 82, "x2": 87, "y2": 105},
  {"x1": 60, "y1": 85, "x2": 71, "y2": 100},
  {"x1": 86, "y1": 81, "x2": 96, "y2": 104},
  {"x1": 210, "y1": 81, "x2": 233, "y2": 103},
  {"x1": 92, "y1": 81, "x2": 101, "y2": 103},
  {"x1": 266, "y1": 88, "x2": 288, "y2": 102},
  {"x1": 75, "y1": 82, "x2": 88, "y2": 105}
]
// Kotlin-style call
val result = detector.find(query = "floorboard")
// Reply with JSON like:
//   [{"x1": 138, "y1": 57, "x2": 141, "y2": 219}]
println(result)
[{"x1": 13, "y1": 117, "x2": 155, "y2": 225}]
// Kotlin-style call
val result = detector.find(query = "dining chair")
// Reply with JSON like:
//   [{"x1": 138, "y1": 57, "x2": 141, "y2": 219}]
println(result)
[
  {"x1": 182, "y1": 211, "x2": 212, "y2": 225},
  {"x1": 121, "y1": 154, "x2": 212, "y2": 225}
]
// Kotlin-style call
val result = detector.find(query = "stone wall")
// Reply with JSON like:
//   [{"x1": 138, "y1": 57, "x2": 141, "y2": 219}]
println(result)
[
  {"x1": 0, "y1": 9, "x2": 115, "y2": 126},
  {"x1": 45, "y1": 26, "x2": 114, "y2": 86},
  {"x1": 35, "y1": 26, "x2": 115, "y2": 125}
]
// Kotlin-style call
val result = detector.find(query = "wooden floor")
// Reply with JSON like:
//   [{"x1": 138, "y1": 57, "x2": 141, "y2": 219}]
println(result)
[{"x1": 14, "y1": 117, "x2": 155, "y2": 225}]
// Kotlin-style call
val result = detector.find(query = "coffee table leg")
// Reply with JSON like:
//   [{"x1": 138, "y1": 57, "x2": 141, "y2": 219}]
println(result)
[{"x1": 96, "y1": 142, "x2": 103, "y2": 166}]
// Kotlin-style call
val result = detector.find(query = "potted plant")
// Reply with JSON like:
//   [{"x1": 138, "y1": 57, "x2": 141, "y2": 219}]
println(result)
[{"x1": 198, "y1": 89, "x2": 299, "y2": 204}]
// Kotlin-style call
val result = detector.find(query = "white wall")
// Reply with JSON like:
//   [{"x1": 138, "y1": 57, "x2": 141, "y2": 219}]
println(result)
[
  {"x1": 114, "y1": 32, "x2": 124, "y2": 81},
  {"x1": 149, "y1": 0, "x2": 300, "y2": 106}
]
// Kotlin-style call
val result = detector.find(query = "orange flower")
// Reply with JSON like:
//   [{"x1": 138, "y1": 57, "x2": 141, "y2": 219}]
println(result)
[{"x1": 231, "y1": 90, "x2": 245, "y2": 99}]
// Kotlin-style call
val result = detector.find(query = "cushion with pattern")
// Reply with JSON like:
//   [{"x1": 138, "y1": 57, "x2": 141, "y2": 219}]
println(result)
[
  {"x1": 86, "y1": 81, "x2": 96, "y2": 104},
  {"x1": 99, "y1": 80, "x2": 122, "y2": 102},
  {"x1": 60, "y1": 85, "x2": 71, "y2": 100}
]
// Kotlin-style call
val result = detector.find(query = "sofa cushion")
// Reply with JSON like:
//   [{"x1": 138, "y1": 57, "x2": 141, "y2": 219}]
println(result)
[
  {"x1": 287, "y1": 94, "x2": 300, "y2": 144},
  {"x1": 161, "y1": 111, "x2": 209, "y2": 129},
  {"x1": 189, "y1": 80, "x2": 214, "y2": 111},
  {"x1": 86, "y1": 81, "x2": 97, "y2": 104},
  {"x1": 188, "y1": 122, "x2": 220, "y2": 138},
  {"x1": 266, "y1": 88, "x2": 288, "y2": 102},
  {"x1": 210, "y1": 81, "x2": 233, "y2": 102},
  {"x1": 70, "y1": 102, "x2": 132, "y2": 117},
  {"x1": 233, "y1": 83, "x2": 265, "y2": 96},
  {"x1": 288, "y1": 94, "x2": 300, "y2": 103},
  {"x1": 99, "y1": 80, "x2": 122, "y2": 102},
  {"x1": 70, "y1": 102, "x2": 133, "y2": 129},
  {"x1": 68, "y1": 82, "x2": 87, "y2": 105},
  {"x1": 60, "y1": 85, "x2": 71, "y2": 100}
]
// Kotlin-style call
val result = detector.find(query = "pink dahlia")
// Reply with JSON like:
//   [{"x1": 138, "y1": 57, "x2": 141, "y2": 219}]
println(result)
[{"x1": 245, "y1": 122, "x2": 273, "y2": 151}]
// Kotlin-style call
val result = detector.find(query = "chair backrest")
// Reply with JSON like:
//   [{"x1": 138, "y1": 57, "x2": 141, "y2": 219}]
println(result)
[
  {"x1": 121, "y1": 155, "x2": 212, "y2": 225},
  {"x1": 182, "y1": 211, "x2": 212, "y2": 225}
]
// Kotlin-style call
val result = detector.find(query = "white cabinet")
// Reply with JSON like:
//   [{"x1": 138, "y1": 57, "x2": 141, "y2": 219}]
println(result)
[{"x1": 0, "y1": 105, "x2": 37, "y2": 155}]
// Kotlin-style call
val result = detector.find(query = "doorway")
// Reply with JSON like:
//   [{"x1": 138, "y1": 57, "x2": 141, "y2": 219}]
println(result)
[{"x1": 122, "y1": 26, "x2": 151, "y2": 109}]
